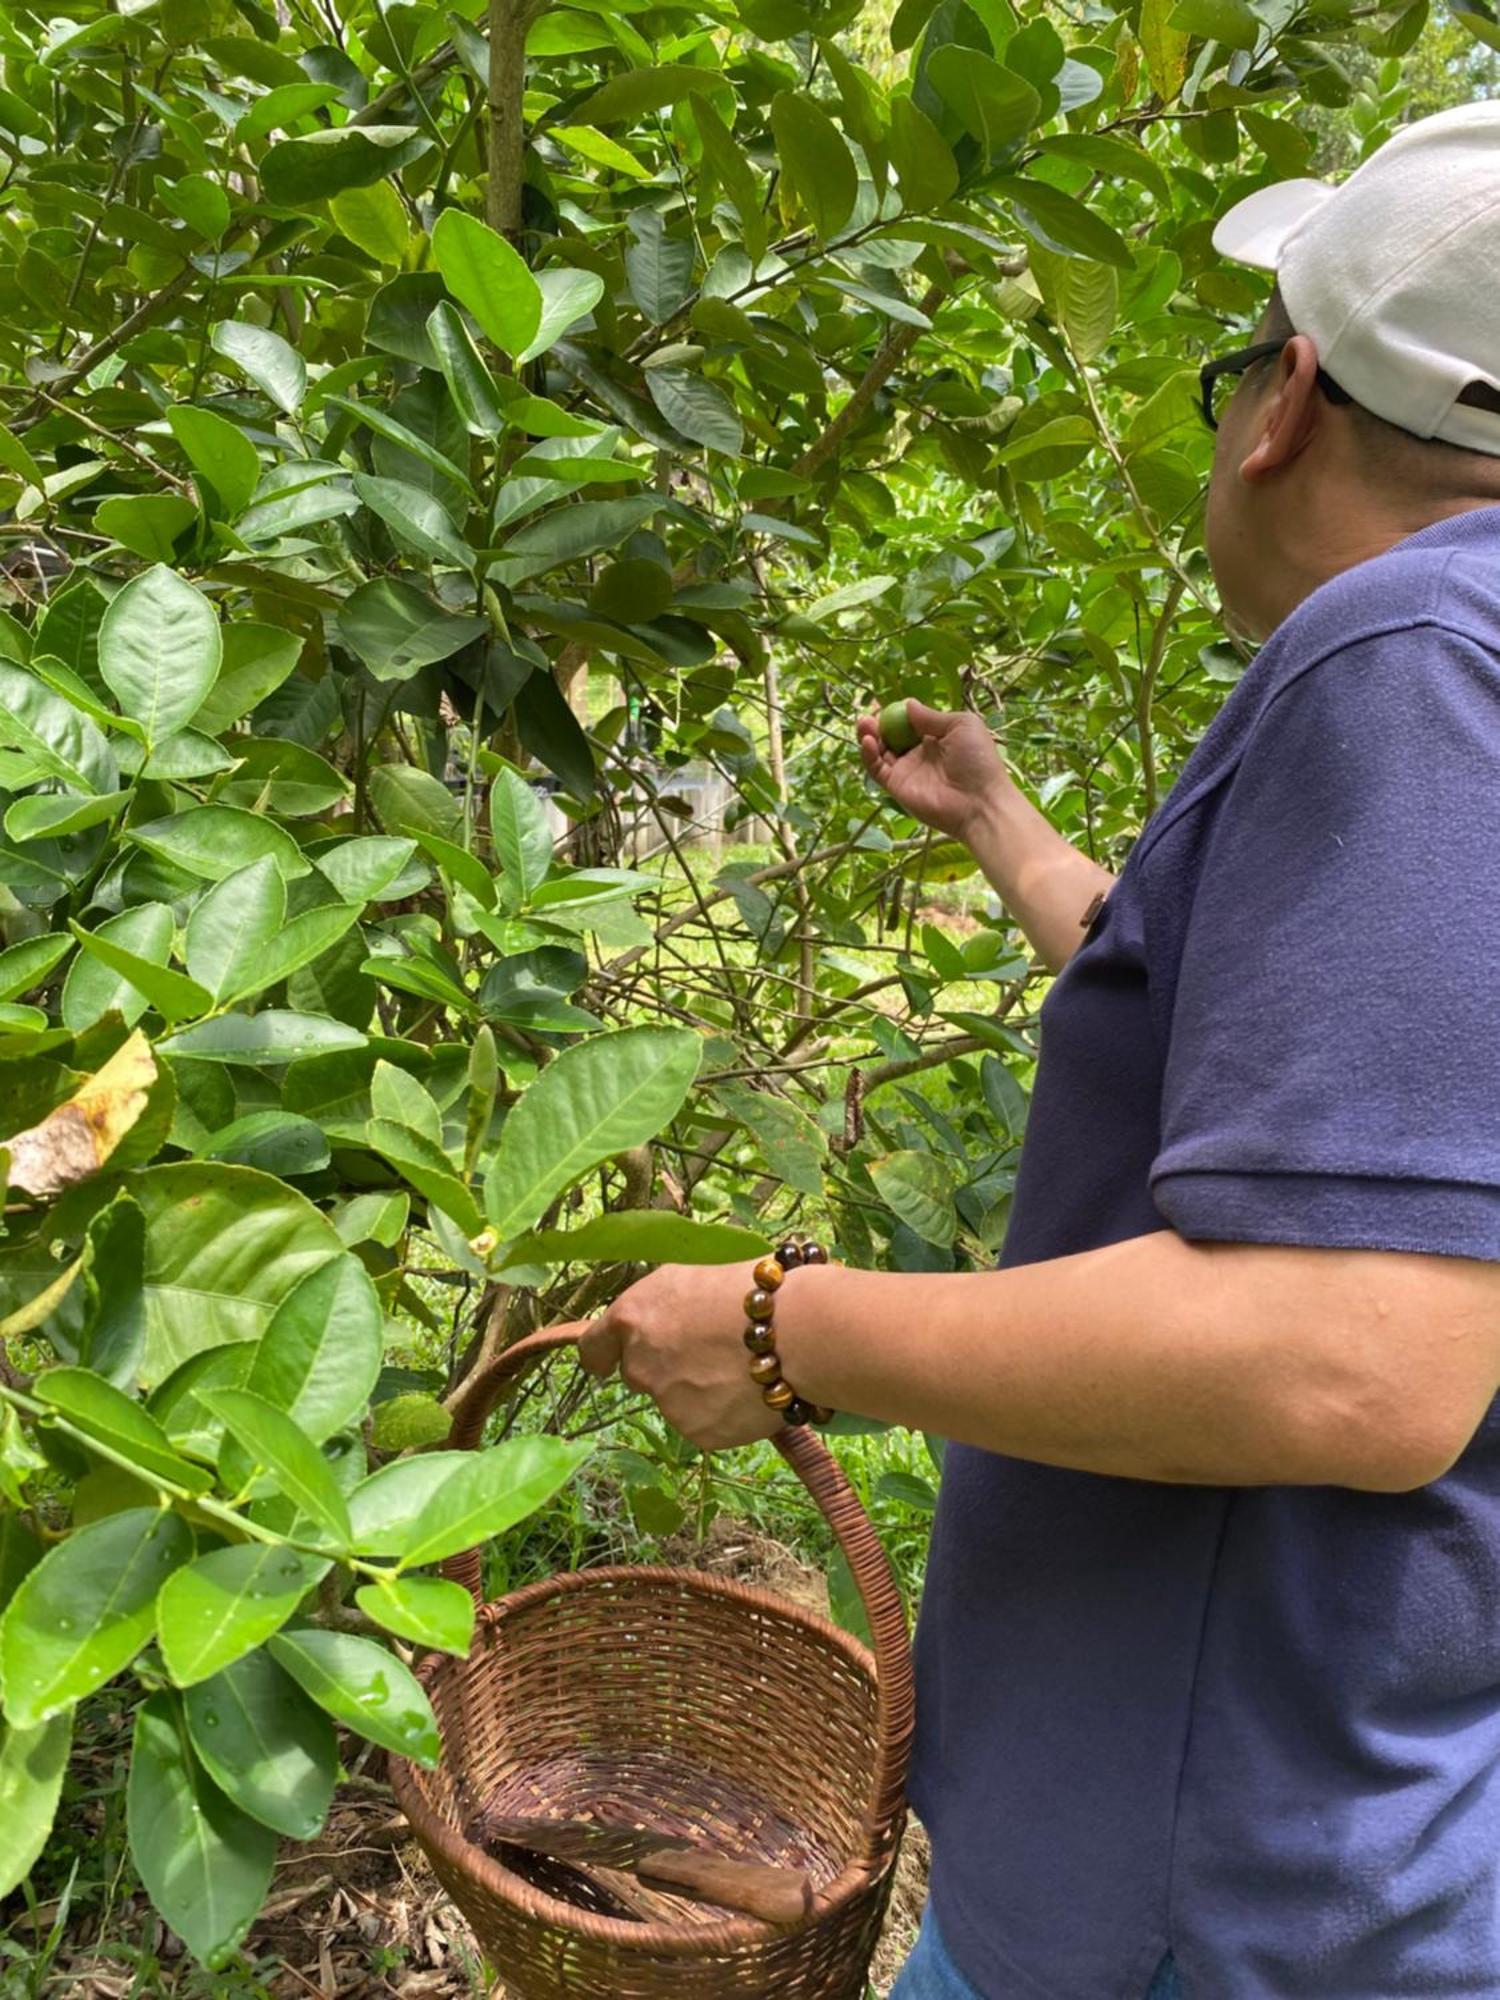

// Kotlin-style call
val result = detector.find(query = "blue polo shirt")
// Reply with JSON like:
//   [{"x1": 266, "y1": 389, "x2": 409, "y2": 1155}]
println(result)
[{"x1": 911, "y1": 506, "x2": 1500, "y2": 1999}]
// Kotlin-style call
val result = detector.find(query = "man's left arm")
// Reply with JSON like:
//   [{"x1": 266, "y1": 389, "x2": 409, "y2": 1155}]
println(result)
[{"x1": 771, "y1": 1234, "x2": 1500, "y2": 1490}]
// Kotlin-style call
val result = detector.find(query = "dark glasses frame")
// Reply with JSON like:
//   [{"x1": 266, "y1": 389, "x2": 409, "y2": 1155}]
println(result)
[{"x1": 1199, "y1": 339, "x2": 1353, "y2": 431}]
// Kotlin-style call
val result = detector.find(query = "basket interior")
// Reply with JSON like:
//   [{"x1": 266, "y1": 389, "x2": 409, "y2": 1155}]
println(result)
[{"x1": 406, "y1": 1567, "x2": 883, "y2": 1920}]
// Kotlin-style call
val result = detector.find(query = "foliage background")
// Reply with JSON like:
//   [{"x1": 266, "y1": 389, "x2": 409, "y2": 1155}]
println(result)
[{"x1": 0, "y1": 0, "x2": 1492, "y2": 1980}]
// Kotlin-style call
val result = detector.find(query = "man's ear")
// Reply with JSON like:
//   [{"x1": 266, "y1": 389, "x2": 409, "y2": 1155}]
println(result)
[{"x1": 1239, "y1": 334, "x2": 1323, "y2": 483}]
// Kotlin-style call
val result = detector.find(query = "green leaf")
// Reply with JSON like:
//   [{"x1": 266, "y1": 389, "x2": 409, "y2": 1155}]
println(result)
[
  {"x1": 993, "y1": 176, "x2": 1133, "y2": 269},
  {"x1": 993, "y1": 415, "x2": 1095, "y2": 469},
  {"x1": 515, "y1": 664, "x2": 599, "y2": 802},
  {"x1": 714, "y1": 1079, "x2": 827, "y2": 1196},
  {"x1": 347, "y1": 1451, "x2": 472, "y2": 1557},
  {"x1": 520, "y1": 268, "x2": 607, "y2": 363},
  {"x1": 5, "y1": 788, "x2": 129, "y2": 843},
  {"x1": 484, "y1": 1025, "x2": 701, "y2": 1239},
  {"x1": 355, "y1": 1574, "x2": 475, "y2": 1655},
  {"x1": 191, "y1": 623, "x2": 301, "y2": 736},
  {"x1": 398, "y1": 1437, "x2": 591, "y2": 1570},
  {"x1": 888, "y1": 94, "x2": 959, "y2": 210},
  {"x1": 244, "y1": 1253, "x2": 382, "y2": 1443},
  {"x1": 261, "y1": 124, "x2": 432, "y2": 207},
  {"x1": 769, "y1": 93, "x2": 857, "y2": 241},
  {"x1": 69, "y1": 921, "x2": 212, "y2": 1024},
  {"x1": 0, "y1": 932, "x2": 71, "y2": 1003},
  {"x1": 198, "y1": 1112, "x2": 331, "y2": 1177},
  {"x1": 329, "y1": 180, "x2": 410, "y2": 264},
  {"x1": 184, "y1": 1650, "x2": 337, "y2": 1839},
  {"x1": 0, "y1": 1508, "x2": 192, "y2": 1727},
  {"x1": 869, "y1": 1149, "x2": 959, "y2": 1246},
  {"x1": 353, "y1": 472, "x2": 474, "y2": 569},
  {"x1": 572, "y1": 63, "x2": 721, "y2": 125},
  {"x1": 94, "y1": 494, "x2": 197, "y2": 562},
  {"x1": 927, "y1": 48, "x2": 1041, "y2": 158},
  {"x1": 691, "y1": 97, "x2": 766, "y2": 260},
  {"x1": 61, "y1": 902, "x2": 172, "y2": 1031},
  {"x1": 168, "y1": 402, "x2": 262, "y2": 516},
  {"x1": 494, "y1": 496, "x2": 661, "y2": 585},
  {"x1": 366, "y1": 762, "x2": 463, "y2": 843},
  {"x1": 644, "y1": 369, "x2": 743, "y2": 455},
  {"x1": 157, "y1": 1545, "x2": 325, "y2": 1686},
  {"x1": 328, "y1": 394, "x2": 476, "y2": 497},
  {"x1": 159, "y1": 1011, "x2": 365, "y2": 1067},
  {"x1": 367, "y1": 1118, "x2": 484, "y2": 1238},
  {"x1": 35, "y1": 1369, "x2": 210, "y2": 1493},
  {"x1": 158, "y1": 172, "x2": 230, "y2": 240},
  {"x1": 427, "y1": 301, "x2": 508, "y2": 437},
  {"x1": 268, "y1": 1627, "x2": 440, "y2": 1765},
  {"x1": 1167, "y1": 0, "x2": 1260, "y2": 49},
  {"x1": 128, "y1": 1694, "x2": 276, "y2": 1969},
  {"x1": 489, "y1": 766, "x2": 553, "y2": 904},
  {"x1": 185, "y1": 856, "x2": 286, "y2": 1003},
  {"x1": 0, "y1": 659, "x2": 117, "y2": 795},
  {"x1": 132, "y1": 1162, "x2": 346, "y2": 1381},
  {"x1": 201, "y1": 1388, "x2": 352, "y2": 1548},
  {"x1": 624, "y1": 214, "x2": 696, "y2": 324},
  {"x1": 337, "y1": 577, "x2": 487, "y2": 681},
  {"x1": 509, "y1": 1212, "x2": 769, "y2": 1265},
  {"x1": 0, "y1": 1712, "x2": 71, "y2": 1899},
  {"x1": 430, "y1": 209, "x2": 543, "y2": 359},
  {"x1": 130, "y1": 805, "x2": 312, "y2": 882},
  {"x1": 1030, "y1": 245, "x2": 1119, "y2": 362},
  {"x1": 211, "y1": 319, "x2": 307, "y2": 415}
]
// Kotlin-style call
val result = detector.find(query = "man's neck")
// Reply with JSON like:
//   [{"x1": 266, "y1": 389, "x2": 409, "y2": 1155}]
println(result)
[{"x1": 1258, "y1": 491, "x2": 1500, "y2": 639}]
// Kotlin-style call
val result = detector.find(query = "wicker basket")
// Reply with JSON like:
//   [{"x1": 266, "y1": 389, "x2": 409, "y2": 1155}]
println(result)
[{"x1": 389, "y1": 1324, "x2": 914, "y2": 1999}]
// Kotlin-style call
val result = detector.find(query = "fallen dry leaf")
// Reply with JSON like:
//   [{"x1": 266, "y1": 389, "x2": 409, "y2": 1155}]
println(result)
[{"x1": 5, "y1": 1030, "x2": 156, "y2": 1198}]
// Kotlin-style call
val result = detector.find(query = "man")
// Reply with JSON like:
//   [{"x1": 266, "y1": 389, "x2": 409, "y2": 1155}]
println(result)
[{"x1": 582, "y1": 104, "x2": 1500, "y2": 1996}]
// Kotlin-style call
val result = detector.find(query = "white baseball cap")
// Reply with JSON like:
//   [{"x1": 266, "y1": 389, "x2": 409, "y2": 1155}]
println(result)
[{"x1": 1213, "y1": 102, "x2": 1500, "y2": 456}]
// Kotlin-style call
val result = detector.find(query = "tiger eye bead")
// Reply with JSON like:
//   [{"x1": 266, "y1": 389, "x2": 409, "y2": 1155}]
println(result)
[
  {"x1": 783, "y1": 1397, "x2": 813, "y2": 1426},
  {"x1": 752, "y1": 1257, "x2": 784, "y2": 1292},
  {"x1": 775, "y1": 1241, "x2": 803, "y2": 1270},
  {"x1": 762, "y1": 1379, "x2": 795, "y2": 1411},
  {"x1": 744, "y1": 1287, "x2": 777, "y2": 1322},
  {"x1": 748, "y1": 1352, "x2": 783, "y2": 1386},
  {"x1": 809, "y1": 1404, "x2": 835, "y2": 1426},
  {"x1": 742, "y1": 1324, "x2": 776, "y2": 1357},
  {"x1": 800, "y1": 1242, "x2": 829, "y2": 1266}
]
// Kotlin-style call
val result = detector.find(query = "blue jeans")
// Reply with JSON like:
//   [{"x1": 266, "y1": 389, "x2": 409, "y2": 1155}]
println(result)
[{"x1": 889, "y1": 1908, "x2": 1186, "y2": 2000}]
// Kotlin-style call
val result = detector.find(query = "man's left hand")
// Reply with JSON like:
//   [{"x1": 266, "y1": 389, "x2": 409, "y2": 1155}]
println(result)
[{"x1": 578, "y1": 1261, "x2": 782, "y2": 1450}]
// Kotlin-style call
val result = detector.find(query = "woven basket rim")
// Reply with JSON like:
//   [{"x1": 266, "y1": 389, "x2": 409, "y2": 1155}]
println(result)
[{"x1": 389, "y1": 1558, "x2": 896, "y2": 1957}]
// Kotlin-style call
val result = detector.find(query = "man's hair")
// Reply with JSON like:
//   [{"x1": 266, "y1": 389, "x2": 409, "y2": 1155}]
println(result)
[{"x1": 1260, "y1": 287, "x2": 1500, "y2": 493}]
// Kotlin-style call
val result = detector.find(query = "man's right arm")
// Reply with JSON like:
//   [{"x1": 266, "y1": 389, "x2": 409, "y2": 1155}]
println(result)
[
  {"x1": 965, "y1": 783, "x2": 1115, "y2": 974},
  {"x1": 856, "y1": 700, "x2": 1113, "y2": 974}
]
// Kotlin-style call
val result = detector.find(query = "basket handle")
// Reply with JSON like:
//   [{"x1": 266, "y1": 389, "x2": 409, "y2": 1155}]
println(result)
[{"x1": 439, "y1": 1320, "x2": 914, "y2": 1868}]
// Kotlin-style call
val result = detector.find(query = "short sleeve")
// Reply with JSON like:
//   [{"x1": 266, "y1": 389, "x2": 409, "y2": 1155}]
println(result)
[{"x1": 1150, "y1": 625, "x2": 1500, "y2": 1262}]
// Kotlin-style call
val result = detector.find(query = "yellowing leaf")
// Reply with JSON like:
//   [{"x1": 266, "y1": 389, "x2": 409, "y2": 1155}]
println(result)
[{"x1": 5, "y1": 1032, "x2": 156, "y2": 1198}]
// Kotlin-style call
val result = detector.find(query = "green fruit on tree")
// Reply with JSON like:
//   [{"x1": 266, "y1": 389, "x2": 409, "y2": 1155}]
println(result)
[{"x1": 879, "y1": 699, "x2": 919, "y2": 754}]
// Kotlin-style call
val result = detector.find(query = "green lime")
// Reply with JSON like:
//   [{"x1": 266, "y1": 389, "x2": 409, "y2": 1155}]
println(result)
[{"x1": 879, "y1": 699, "x2": 919, "y2": 754}]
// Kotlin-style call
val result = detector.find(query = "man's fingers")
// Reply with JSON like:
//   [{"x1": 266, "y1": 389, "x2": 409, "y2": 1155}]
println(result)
[
  {"x1": 578, "y1": 1315, "x2": 623, "y2": 1378},
  {"x1": 907, "y1": 698, "x2": 953, "y2": 734}
]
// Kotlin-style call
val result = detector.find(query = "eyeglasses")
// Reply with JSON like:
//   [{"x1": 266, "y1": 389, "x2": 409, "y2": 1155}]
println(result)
[{"x1": 1198, "y1": 339, "x2": 1354, "y2": 431}]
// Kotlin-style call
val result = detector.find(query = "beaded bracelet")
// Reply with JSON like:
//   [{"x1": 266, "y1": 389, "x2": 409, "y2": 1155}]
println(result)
[{"x1": 742, "y1": 1239, "x2": 835, "y2": 1428}]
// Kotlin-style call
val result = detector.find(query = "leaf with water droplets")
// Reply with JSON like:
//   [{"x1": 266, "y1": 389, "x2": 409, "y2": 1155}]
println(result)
[
  {"x1": 157, "y1": 1544, "x2": 327, "y2": 1688},
  {"x1": 268, "y1": 1626, "x2": 440, "y2": 1766},
  {"x1": 0, "y1": 1508, "x2": 192, "y2": 1727},
  {"x1": 184, "y1": 1649, "x2": 337, "y2": 1838},
  {"x1": 128, "y1": 1693, "x2": 276, "y2": 1968},
  {"x1": 355, "y1": 1573, "x2": 475, "y2": 1656}
]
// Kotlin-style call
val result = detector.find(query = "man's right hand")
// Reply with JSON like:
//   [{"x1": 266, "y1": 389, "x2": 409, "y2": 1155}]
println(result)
[
  {"x1": 857, "y1": 697, "x2": 1115, "y2": 974},
  {"x1": 855, "y1": 699, "x2": 1012, "y2": 841}
]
